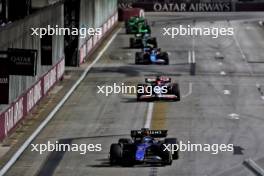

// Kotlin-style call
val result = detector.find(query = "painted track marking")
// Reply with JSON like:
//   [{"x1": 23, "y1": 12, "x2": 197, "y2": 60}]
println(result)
[{"x1": 0, "y1": 28, "x2": 122, "y2": 176}]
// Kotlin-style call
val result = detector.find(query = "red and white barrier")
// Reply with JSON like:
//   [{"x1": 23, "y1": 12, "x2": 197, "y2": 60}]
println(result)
[
  {"x1": 0, "y1": 58, "x2": 65, "y2": 141},
  {"x1": 79, "y1": 11, "x2": 118, "y2": 64}
]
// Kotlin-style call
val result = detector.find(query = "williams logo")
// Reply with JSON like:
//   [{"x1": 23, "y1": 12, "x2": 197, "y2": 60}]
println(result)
[{"x1": 0, "y1": 78, "x2": 8, "y2": 84}]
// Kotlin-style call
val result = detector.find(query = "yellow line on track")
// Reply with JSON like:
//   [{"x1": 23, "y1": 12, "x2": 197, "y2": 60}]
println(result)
[{"x1": 151, "y1": 102, "x2": 168, "y2": 130}]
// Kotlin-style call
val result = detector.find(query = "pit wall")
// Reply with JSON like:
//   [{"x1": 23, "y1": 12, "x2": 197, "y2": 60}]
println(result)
[
  {"x1": 0, "y1": 3, "x2": 65, "y2": 141},
  {"x1": 0, "y1": 0, "x2": 119, "y2": 141},
  {"x1": 0, "y1": 58, "x2": 65, "y2": 141}
]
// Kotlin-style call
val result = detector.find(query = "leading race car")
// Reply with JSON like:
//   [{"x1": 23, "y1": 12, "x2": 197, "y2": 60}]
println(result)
[
  {"x1": 136, "y1": 76, "x2": 181, "y2": 101},
  {"x1": 109, "y1": 128, "x2": 179, "y2": 166},
  {"x1": 126, "y1": 20, "x2": 151, "y2": 34},
  {"x1": 135, "y1": 47, "x2": 169, "y2": 65},
  {"x1": 125, "y1": 16, "x2": 145, "y2": 29},
  {"x1": 130, "y1": 33, "x2": 157, "y2": 48}
]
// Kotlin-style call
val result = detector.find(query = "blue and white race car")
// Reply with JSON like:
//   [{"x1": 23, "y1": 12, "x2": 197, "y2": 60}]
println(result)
[
  {"x1": 109, "y1": 128, "x2": 179, "y2": 166},
  {"x1": 135, "y1": 47, "x2": 169, "y2": 65}
]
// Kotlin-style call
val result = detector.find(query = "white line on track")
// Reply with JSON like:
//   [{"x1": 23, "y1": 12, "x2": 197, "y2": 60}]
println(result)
[
  {"x1": 231, "y1": 22, "x2": 254, "y2": 77},
  {"x1": 233, "y1": 31, "x2": 247, "y2": 60},
  {"x1": 188, "y1": 50, "x2": 191, "y2": 64},
  {"x1": 182, "y1": 82, "x2": 193, "y2": 98},
  {"x1": 223, "y1": 90, "x2": 231, "y2": 95},
  {"x1": 192, "y1": 50, "x2": 195, "y2": 63},
  {"x1": 144, "y1": 103, "x2": 154, "y2": 129},
  {"x1": 0, "y1": 28, "x2": 122, "y2": 176},
  {"x1": 245, "y1": 158, "x2": 264, "y2": 176},
  {"x1": 228, "y1": 113, "x2": 240, "y2": 120},
  {"x1": 220, "y1": 71, "x2": 226, "y2": 76}
]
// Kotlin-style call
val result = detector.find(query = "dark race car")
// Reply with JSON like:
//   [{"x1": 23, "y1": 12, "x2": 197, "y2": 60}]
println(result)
[
  {"x1": 130, "y1": 33, "x2": 157, "y2": 48},
  {"x1": 136, "y1": 76, "x2": 181, "y2": 101},
  {"x1": 109, "y1": 128, "x2": 179, "y2": 166},
  {"x1": 135, "y1": 47, "x2": 169, "y2": 65}
]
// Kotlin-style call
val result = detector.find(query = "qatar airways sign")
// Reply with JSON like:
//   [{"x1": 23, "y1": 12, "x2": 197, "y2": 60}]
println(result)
[
  {"x1": 118, "y1": 1, "x2": 231, "y2": 12},
  {"x1": 153, "y1": 2, "x2": 231, "y2": 12}
]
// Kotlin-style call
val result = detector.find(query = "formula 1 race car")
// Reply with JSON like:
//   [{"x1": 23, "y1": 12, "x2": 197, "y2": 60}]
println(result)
[
  {"x1": 109, "y1": 128, "x2": 179, "y2": 166},
  {"x1": 126, "y1": 17, "x2": 151, "y2": 34},
  {"x1": 135, "y1": 48, "x2": 169, "y2": 65},
  {"x1": 125, "y1": 16, "x2": 145, "y2": 29},
  {"x1": 130, "y1": 33, "x2": 157, "y2": 48},
  {"x1": 136, "y1": 76, "x2": 181, "y2": 101}
]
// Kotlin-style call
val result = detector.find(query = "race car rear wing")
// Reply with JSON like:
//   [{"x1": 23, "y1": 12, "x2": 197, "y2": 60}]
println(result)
[
  {"x1": 145, "y1": 77, "x2": 171, "y2": 84},
  {"x1": 145, "y1": 78, "x2": 156, "y2": 83},
  {"x1": 131, "y1": 130, "x2": 168, "y2": 138}
]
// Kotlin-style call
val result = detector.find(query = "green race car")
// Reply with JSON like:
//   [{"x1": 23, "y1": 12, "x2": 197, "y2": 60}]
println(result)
[
  {"x1": 130, "y1": 33, "x2": 157, "y2": 48},
  {"x1": 125, "y1": 16, "x2": 151, "y2": 34},
  {"x1": 125, "y1": 16, "x2": 145, "y2": 28}
]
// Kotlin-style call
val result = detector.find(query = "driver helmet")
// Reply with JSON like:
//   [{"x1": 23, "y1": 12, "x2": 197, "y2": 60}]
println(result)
[
  {"x1": 143, "y1": 136, "x2": 153, "y2": 143},
  {"x1": 142, "y1": 129, "x2": 150, "y2": 137}
]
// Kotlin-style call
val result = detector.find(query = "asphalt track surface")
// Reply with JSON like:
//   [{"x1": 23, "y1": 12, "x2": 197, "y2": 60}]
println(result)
[{"x1": 4, "y1": 12, "x2": 264, "y2": 176}]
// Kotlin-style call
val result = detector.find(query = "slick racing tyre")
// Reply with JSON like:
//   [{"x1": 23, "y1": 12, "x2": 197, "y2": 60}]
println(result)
[
  {"x1": 165, "y1": 138, "x2": 179, "y2": 160},
  {"x1": 171, "y1": 83, "x2": 180, "y2": 101},
  {"x1": 110, "y1": 144, "x2": 122, "y2": 165},
  {"x1": 130, "y1": 38, "x2": 135, "y2": 48},
  {"x1": 118, "y1": 138, "x2": 133, "y2": 144},
  {"x1": 122, "y1": 144, "x2": 136, "y2": 166},
  {"x1": 161, "y1": 148, "x2": 173, "y2": 165},
  {"x1": 135, "y1": 52, "x2": 141, "y2": 64}
]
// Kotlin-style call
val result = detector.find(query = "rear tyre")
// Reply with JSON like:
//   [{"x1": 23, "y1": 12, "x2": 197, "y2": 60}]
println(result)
[
  {"x1": 130, "y1": 38, "x2": 135, "y2": 48},
  {"x1": 162, "y1": 52, "x2": 169, "y2": 65},
  {"x1": 135, "y1": 52, "x2": 141, "y2": 64},
  {"x1": 152, "y1": 38, "x2": 158, "y2": 48},
  {"x1": 161, "y1": 148, "x2": 172, "y2": 165},
  {"x1": 165, "y1": 138, "x2": 179, "y2": 160},
  {"x1": 118, "y1": 138, "x2": 133, "y2": 144},
  {"x1": 110, "y1": 144, "x2": 122, "y2": 165},
  {"x1": 122, "y1": 144, "x2": 136, "y2": 166},
  {"x1": 170, "y1": 83, "x2": 180, "y2": 101}
]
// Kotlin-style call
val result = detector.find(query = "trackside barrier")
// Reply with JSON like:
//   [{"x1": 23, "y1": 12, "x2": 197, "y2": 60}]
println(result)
[
  {"x1": 79, "y1": 12, "x2": 118, "y2": 64},
  {"x1": 0, "y1": 58, "x2": 65, "y2": 141},
  {"x1": 188, "y1": 50, "x2": 196, "y2": 76}
]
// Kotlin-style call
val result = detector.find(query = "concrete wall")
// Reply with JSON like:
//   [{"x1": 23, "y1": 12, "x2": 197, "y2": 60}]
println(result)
[
  {"x1": 0, "y1": 3, "x2": 64, "y2": 103},
  {"x1": 79, "y1": 0, "x2": 118, "y2": 64},
  {"x1": 0, "y1": 3, "x2": 65, "y2": 141},
  {"x1": 0, "y1": 0, "x2": 118, "y2": 141}
]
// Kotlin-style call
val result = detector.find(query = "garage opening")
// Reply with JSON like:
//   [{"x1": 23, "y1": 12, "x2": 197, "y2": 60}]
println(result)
[{"x1": 64, "y1": 0, "x2": 80, "y2": 66}]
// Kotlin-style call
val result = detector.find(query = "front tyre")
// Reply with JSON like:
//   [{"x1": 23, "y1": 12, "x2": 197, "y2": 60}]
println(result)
[{"x1": 110, "y1": 144, "x2": 122, "y2": 165}]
